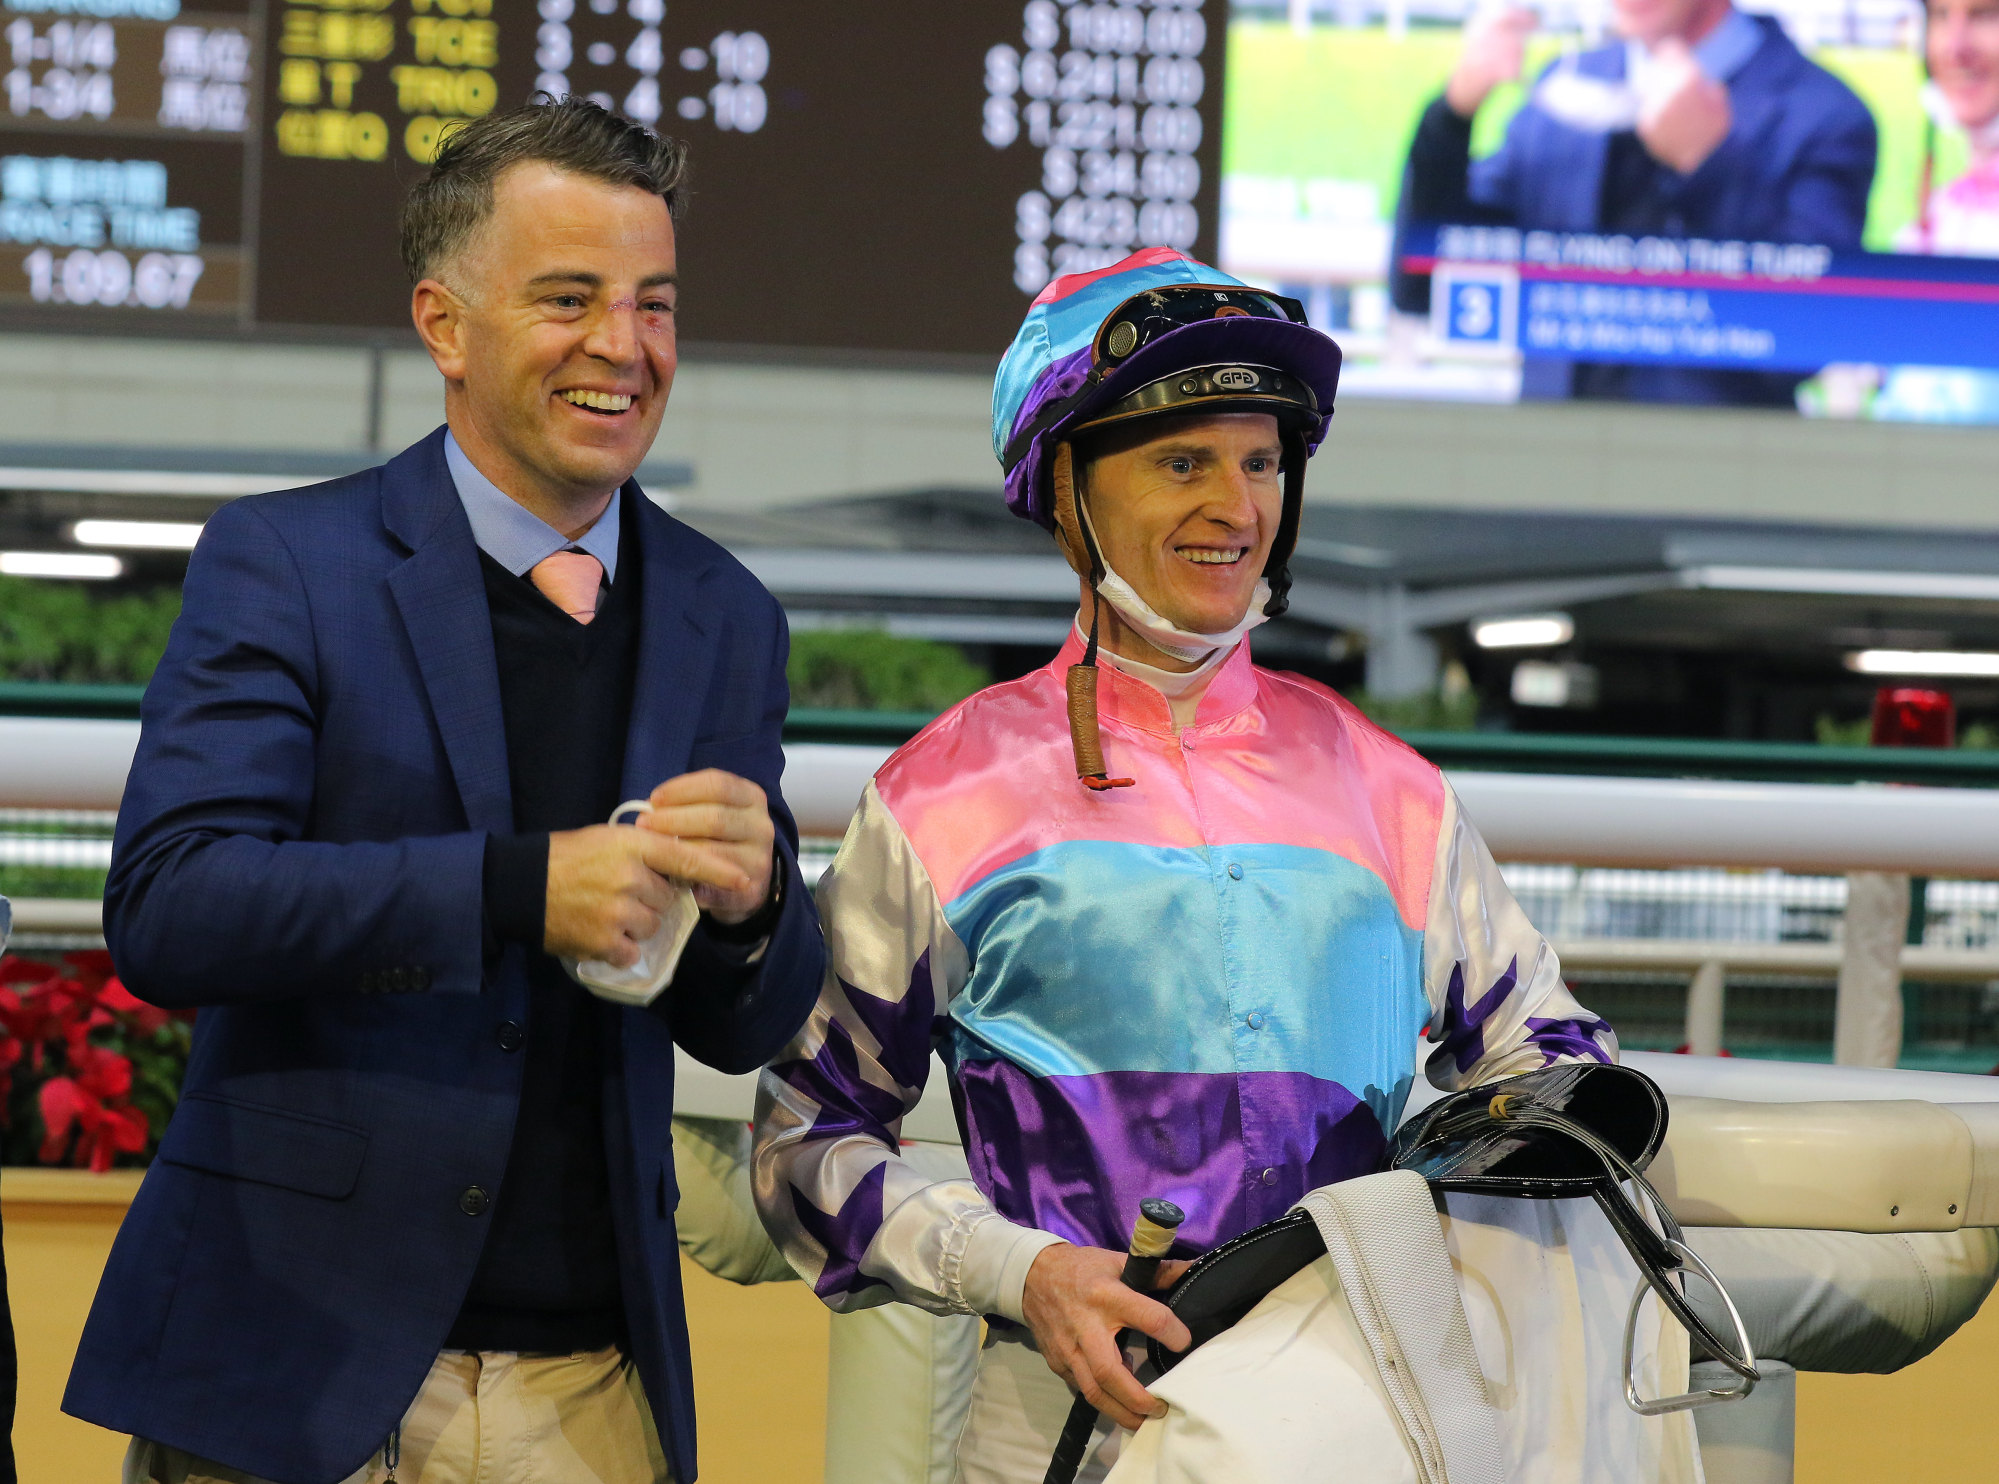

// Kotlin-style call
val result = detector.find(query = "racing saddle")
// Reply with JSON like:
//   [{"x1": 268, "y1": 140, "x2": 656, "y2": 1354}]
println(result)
[{"x1": 1144, "y1": 1061, "x2": 1760, "y2": 1417}]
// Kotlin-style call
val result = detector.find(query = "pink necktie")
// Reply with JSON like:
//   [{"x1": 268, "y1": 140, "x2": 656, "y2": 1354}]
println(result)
[{"x1": 529, "y1": 550, "x2": 604, "y2": 624}]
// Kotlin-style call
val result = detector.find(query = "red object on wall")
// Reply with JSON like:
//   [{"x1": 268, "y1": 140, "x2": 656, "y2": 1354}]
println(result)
[{"x1": 1871, "y1": 687, "x2": 1956, "y2": 749}]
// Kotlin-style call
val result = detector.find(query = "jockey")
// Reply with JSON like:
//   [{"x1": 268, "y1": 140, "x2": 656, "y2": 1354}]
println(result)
[{"x1": 752, "y1": 247, "x2": 1618, "y2": 1482}]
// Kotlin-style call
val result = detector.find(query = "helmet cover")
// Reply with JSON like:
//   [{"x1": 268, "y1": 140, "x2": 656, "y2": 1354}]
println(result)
[{"x1": 993, "y1": 248, "x2": 1344, "y2": 532}]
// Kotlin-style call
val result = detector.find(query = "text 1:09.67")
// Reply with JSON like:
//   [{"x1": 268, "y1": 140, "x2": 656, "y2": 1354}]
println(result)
[{"x1": 22, "y1": 248, "x2": 206, "y2": 308}]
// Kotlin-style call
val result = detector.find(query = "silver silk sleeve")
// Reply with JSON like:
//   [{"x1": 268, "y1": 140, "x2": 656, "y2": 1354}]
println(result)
[
  {"x1": 1420, "y1": 780, "x2": 1618, "y2": 1092},
  {"x1": 751, "y1": 782, "x2": 1060, "y2": 1319}
]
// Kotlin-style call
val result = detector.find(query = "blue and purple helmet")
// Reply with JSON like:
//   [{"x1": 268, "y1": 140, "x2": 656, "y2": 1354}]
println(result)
[{"x1": 992, "y1": 248, "x2": 1343, "y2": 617}]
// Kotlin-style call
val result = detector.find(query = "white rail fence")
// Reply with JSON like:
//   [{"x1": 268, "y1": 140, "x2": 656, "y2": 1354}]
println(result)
[{"x1": 7, "y1": 718, "x2": 1999, "y2": 1069}]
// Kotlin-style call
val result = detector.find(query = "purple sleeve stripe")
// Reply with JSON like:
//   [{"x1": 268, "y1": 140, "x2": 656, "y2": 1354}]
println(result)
[
  {"x1": 789, "y1": 1161, "x2": 892, "y2": 1301},
  {"x1": 772, "y1": 1017, "x2": 908, "y2": 1147},
  {"x1": 1431, "y1": 957, "x2": 1519, "y2": 1076},
  {"x1": 1525, "y1": 1016, "x2": 1615, "y2": 1066},
  {"x1": 836, "y1": 952, "x2": 938, "y2": 1094}
]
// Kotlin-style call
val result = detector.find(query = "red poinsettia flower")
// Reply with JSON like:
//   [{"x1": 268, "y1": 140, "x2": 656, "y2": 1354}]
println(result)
[
  {"x1": 0, "y1": 972, "x2": 95, "y2": 1070},
  {"x1": 39, "y1": 1040, "x2": 148, "y2": 1173},
  {"x1": 0, "y1": 950, "x2": 183, "y2": 1170},
  {"x1": 0, "y1": 955, "x2": 59, "y2": 988},
  {"x1": 96, "y1": 977, "x2": 174, "y2": 1038},
  {"x1": 62, "y1": 950, "x2": 116, "y2": 990},
  {"x1": 0, "y1": 1033, "x2": 19, "y2": 1108}
]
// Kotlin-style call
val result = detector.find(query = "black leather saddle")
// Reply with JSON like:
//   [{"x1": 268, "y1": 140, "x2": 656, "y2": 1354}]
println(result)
[{"x1": 1146, "y1": 1063, "x2": 1758, "y2": 1413}]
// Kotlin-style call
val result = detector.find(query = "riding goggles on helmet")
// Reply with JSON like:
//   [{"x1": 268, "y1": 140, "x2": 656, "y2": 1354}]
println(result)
[{"x1": 1094, "y1": 284, "x2": 1310, "y2": 365}]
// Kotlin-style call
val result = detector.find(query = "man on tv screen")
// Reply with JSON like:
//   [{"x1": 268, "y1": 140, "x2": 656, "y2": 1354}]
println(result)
[{"x1": 1391, "y1": 0, "x2": 1878, "y2": 405}]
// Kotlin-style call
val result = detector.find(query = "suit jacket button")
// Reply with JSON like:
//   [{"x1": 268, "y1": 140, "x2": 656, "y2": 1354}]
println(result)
[
  {"x1": 389, "y1": 967, "x2": 410, "y2": 993},
  {"x1": 460, "y1": 1185, "x2": 489, "y2": 1217},
  {"x1": 411, "y1": 966, "x2": 432, "y2": 991},
  {"x1": 496, "y1": 1021, "x2": 523, "y2": 1052},
  {"x1": 358, "y1": 971, "x2": 379, "y2": 994}
]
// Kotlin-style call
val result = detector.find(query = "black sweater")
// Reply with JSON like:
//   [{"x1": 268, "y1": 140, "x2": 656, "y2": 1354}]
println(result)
[{"x1": 446, "y1": 513, "x2": 638, "y2": 1354}]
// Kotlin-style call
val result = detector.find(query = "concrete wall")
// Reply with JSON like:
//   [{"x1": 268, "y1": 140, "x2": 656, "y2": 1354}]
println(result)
[
  {"x1": 0, "y1": 334, "x2": 378, "y2": 456},
  {"x1": 6, "y1": 331, "x2": 1999, "y2": 530}
]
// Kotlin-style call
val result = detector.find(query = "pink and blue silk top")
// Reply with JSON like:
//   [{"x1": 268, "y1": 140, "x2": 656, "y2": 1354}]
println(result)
[{"x1": 753, "y1": 634, "x2": 1614, "y2": 1321}]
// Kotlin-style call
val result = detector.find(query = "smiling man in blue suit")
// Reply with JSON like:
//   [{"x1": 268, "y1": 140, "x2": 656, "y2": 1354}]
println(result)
[
  {"x1": 63, "y1": 99, "x2": 824, "y2": 1484},
  {"x1": 1392, "y1": 0, "x2": 1877, "y2": 406}
]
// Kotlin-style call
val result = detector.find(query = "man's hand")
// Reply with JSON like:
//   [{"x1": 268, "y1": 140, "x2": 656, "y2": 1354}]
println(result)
[
  {"x1": 1445, "y1": 6, "x2": 1535, "y2": 118},
  {"x1": 640, "y1": 768, "x2": 776, "y2": 925},
  {"x1": 542, "y1": 770, "x2": 775, "y2": 961},
  {"x1": 544, "y1": 824, "x2": 690, "y2": 965},
  {"x1": 1636, "y1": 40, "x2": 1731, "y2": 174},
  {"x1": 1021, "y1": 1245, "x2": 1193, "y2": 1433}
]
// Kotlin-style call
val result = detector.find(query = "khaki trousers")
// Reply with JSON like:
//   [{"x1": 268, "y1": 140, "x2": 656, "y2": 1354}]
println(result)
[{"x1": 125, "y1": 1347, "x2": 671, "y2": 1484}]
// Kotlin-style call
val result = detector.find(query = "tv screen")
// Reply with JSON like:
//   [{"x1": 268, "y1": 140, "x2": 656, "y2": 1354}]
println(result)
[{"x1": 1220, "y1": 0, "x2": 1999, "y2": 423}]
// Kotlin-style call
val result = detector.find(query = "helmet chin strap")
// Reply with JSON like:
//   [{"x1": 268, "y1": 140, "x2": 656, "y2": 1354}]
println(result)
[
  {"x1": 1263, "y1": 428, "x2": 1306, "y2": 620},
  {"x1": 1054, "y1": 442, "x2": 1135, "y2": 791},
  {"x1": 1071, "y1": 590, "x2": 1136, "y2": 786}
]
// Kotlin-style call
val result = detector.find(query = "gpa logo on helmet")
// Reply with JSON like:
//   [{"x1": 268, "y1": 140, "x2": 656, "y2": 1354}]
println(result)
[{"x1": 1212, "y1": 367, "x2": 1260, "y2": 389}]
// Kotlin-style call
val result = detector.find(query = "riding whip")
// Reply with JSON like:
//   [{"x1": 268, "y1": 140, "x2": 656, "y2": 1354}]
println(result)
[{"x1": 1041, "y1": 1197, "x2": 1185, "y2": 1484}]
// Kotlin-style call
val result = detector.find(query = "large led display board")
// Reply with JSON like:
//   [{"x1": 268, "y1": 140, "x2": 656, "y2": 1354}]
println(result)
[
  {"x1": 0, "y1": 0, "x2": 1223, "y2": 355},
  {"x1": 1221, "y1": 0, "x2": 1999, "y2": 422}
]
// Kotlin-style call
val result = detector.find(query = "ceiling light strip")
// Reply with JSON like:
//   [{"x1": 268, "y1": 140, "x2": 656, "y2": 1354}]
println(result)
[{"x1": 0, "y1": 551, "x2": 123, "y2": 579}]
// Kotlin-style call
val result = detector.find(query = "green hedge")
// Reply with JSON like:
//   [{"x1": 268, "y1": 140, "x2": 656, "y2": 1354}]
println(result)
[
  {"x1": 0, "y1": 591, "x2": 998, "y2": 713},
  {"x1": 0, "y1": 576, "x2": 180, "y2": 684},
  {"x1": 787, "y1": 629, "x2": 990, "y2": 713}
]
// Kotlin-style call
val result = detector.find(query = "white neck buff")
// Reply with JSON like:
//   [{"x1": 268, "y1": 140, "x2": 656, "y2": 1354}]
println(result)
[{"x1": 1079, "y1": 619, "x2": 1237, "y2": 731}]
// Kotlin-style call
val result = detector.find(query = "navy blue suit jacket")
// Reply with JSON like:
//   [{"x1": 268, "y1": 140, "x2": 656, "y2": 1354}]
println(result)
[
  {"x1": 1393, "y1": 16, "x2": 1877, "y2": 402},
  {"x1": 62, "y1": 429, "x2": 825, "y2": 1484}
]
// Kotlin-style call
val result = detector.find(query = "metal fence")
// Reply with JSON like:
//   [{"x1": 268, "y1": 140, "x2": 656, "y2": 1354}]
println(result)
[
  {"x1": 1503, "y1": 865, "x2": 1999, "y2": 950},
  {"x1": 1505, "y1": 865, "x2": 1999, "y2": 1071},
  {"x1": 798, "y1": 843, "x2": 1999, "y2": 1074},
  {"x1": 0, "y1": 808, "x2": 116, "y2": 871},
  {"x1": 0, "y1": 808, "x2": 116, "y2": 949},
  {"x1": 9, "y1": 817, "x2": 1995, "y2": 1069}
]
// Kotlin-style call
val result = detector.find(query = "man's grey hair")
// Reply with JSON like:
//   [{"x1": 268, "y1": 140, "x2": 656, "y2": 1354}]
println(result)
[{"x1": 398, "y1": 95, "x2": 688, "y2": 285}]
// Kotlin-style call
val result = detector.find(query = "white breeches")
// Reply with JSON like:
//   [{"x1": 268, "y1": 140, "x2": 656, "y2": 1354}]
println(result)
[
  {"x1": 828, "y1": 1298, "x2": 983, "y2": 1484},
  {"x1": 951, "y1": 1332, "x2": 1126, "y2": 1484}
]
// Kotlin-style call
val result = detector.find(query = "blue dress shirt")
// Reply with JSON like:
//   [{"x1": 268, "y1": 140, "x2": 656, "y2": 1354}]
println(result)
[
  {"x1": 1626, "y1": 6, "x2": 1766, "y2": 87},
  {"x1": 443, "y1": 430, "x2": 622, "y2": 583}
]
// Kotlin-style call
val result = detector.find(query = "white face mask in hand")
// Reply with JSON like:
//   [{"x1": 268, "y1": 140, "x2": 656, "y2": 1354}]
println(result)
[
  {"x1": 1533, "y1": 65, "x2": 1642, "y2": 133},
  {"x1": 563, "y1": 799, "x2": 701, "y2": 1008}
]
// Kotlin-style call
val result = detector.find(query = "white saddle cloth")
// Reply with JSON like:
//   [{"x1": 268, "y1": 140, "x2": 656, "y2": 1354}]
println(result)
[{"x1": 1107, "y1": 1179, "x2": 1706, "y2": 1484}]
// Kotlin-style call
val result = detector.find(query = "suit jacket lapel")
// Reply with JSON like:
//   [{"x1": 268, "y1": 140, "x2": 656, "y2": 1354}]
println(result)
[
  {"x1": 1713, "y1": 29, "x2": 1787, "y2": 167},
  {"x1": 621, "y1": 485, "x2": 718, "y2": 802},
  {"x1": 382, "y1": 431, "x2": 514, "y2": 834}
]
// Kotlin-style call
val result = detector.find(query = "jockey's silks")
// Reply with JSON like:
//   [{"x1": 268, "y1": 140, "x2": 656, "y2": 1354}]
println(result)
[{"x1": 754, "y1": 632, "x2": 1616, "y2": 1316}]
